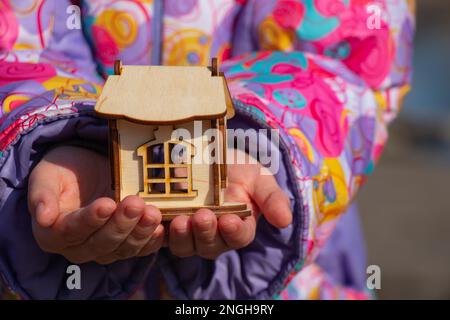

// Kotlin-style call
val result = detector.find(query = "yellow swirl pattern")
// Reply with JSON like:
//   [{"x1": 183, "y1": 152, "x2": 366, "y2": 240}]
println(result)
[
  {"x1": 3, "y1": 94, "x2": 29, "y2": 113},
  {"x1": 164, "y1": 29, "x2": 211, "y2": 66},
  {"x1": 96, "y1": 10, "x2": 138, "y2": 48},
  {"x1": 258, "y1": 16, "x2": 295, "y2": 51},
  {"x1": 313, "y1": 158, "x2": 349, "y2": 222}
]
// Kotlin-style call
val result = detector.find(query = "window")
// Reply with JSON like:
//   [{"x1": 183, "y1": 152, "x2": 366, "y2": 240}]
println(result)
[{"x1": 137, "y1": 140, "x2": 197, "y2": 198}]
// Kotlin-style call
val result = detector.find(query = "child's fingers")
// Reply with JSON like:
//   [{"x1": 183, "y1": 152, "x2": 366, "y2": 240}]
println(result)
[
  {"x1": 218, "y1": 214, "x2": 256, "y2": 249},
  {"x1": 60, "y1": 196, "x2": 146, "y2": 264},
  {"x1": 86, "y1": 195, "x2": 145, "y2": 256},
  {"x1": 169, "y1": 215, "x2": 195, "y2": 257},
  {"x1": 138, "y1": 224, "x2": 165, "y2": 257},
  {"x1": 250, "y1": 174, "x2": 292, "y2": 228},
  {"x1": 30, "y1": 198, "x2": 115, "y2": 255},
  {"x1": 104, "y1": 205, "x2": 162, "y2": 260},
  {"x1": 56, "y1": 197, "x2": 116, "y2": 246},
  {"x1": 191, "y1": 209, "x2": 227, "y2": 259},
  {"x1": 28, "y1": 161, "x2": 60, "y2": 227}
]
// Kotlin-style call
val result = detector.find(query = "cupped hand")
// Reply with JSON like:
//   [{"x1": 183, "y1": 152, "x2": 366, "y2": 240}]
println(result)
[
  {"x1": 28, "y1": 146, "x2": 164, "y2": 264},
  {"x1": 168, "y1": 149, "x2": 292, "y2": 260}
]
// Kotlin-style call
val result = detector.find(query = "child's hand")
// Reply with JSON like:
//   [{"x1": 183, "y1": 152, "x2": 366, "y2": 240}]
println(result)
[
  {"x1": 28, "y1": 146, "x2": 164, "y2": 264},
  {"x1": 168, "y1": 149, "x2": 292, "y2": 259}
]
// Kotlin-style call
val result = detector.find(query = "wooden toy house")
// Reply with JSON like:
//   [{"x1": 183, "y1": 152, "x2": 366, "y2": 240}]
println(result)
[{"x1": 94, "y1": 59, "x2": 250, "y2": 220}]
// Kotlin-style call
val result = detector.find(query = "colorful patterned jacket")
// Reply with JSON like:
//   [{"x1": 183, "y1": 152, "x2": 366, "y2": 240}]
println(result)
[{"x1": 0, "y1": 0, "x2": 414, "y2": 299}]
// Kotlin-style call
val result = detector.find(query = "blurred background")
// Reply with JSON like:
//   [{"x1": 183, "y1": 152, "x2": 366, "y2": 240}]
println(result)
[{"x1": 358, "y1": 0, "x2": 450, "y2": 299}]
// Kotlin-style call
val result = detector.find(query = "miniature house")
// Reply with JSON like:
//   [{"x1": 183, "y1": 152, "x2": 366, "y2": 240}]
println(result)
[{"x1": 94, "y1": 59, "x2": 250, "y2": 220}]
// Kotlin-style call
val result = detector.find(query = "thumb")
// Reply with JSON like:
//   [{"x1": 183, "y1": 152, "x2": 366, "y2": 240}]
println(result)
[
  {"x1": 28, "y1": 160, "x2": 60, "y2": 228},
  {"x1": 251, "y1": 171, "x2": 293, "y2": 228}
]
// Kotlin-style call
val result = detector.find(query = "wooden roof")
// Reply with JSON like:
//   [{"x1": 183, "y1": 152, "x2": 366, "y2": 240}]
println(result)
[{"x1": 95, "y1": 65, "x2": 235, "y2": 124}]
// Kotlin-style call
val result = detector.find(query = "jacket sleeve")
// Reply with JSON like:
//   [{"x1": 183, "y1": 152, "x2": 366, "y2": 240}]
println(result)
[
  {"x1": 0, "y1": 0, "x2": 155, "y2": 299},
  {"x1": 160, "y1": 0, "x2": 415, "y2": 299}
]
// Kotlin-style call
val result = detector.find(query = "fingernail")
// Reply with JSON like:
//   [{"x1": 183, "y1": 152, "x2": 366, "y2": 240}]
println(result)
[
  {"x1": 98, "y1": 205, "x2": 114, "y2": 219},
  {"x1": 174, "y1": 225, "x2": 188, "y2": 235},
  {"x1": 221, "y1": 222, "x2": 238, "y2": 234},
  {"x1": 140, "y1": 214, "x2": 158, "y2": 227},
  {"x1": 125, "y1": 206, "x2": 142, "y2": 219},
  {"x1": 198, "y1": 217, "x2": 212, "y2": 229}
]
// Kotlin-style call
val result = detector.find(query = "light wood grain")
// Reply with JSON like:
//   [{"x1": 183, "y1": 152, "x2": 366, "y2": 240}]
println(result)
[
  {"x1": 99, "y1": 62, "x2": 241, "y2": 212},
  {"x1": 117, "y1": 120, "x2": 216, "y2": 208},
  {"x1": 160, "y1": 202, "x2": 251, "y2": 221},
  {"x1": 95, "y1": 66, "x2": 234, "y2": 124},
  {"x1": 108, "y1": 120, "x2": 121, "y2": 202}
]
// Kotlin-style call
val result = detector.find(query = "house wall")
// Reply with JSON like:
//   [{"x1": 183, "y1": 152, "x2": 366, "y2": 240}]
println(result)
[{"x1": 117, "y1": 119, "x2": 215, "y2": 208}]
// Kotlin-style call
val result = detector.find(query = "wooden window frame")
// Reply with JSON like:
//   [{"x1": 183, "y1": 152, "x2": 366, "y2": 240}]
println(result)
[
  {"x1": 219, "y1": 117, "x2": 227, "y2": 188},
  {"x1": 138, "y1": 140, "x2": 197, "y2": 198}
]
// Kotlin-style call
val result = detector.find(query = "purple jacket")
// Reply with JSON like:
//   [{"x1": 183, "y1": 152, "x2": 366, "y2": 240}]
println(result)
[{"x1": 0, "y1": 0, "x2": 415, "y2": 299}]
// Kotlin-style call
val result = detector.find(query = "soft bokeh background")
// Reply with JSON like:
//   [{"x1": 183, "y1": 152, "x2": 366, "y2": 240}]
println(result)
[{"x1": 358, "y1": 0, "x2": 450, "y2": 299}]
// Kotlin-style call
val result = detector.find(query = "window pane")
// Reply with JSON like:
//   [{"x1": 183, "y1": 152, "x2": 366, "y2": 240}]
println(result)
[
  {"x1": 170, "y1": 167, "x2": 187, "y2": 178},
  {"x1": 147, "y1": 183, "x2": 166, "y2": 194},
  {"x1": 148, "y1": 167, "x2": 164, "y2": 179},
  {"x1": 170, "y1": 182, "x2": 188, "y2": 194},
  {"x1": 147, "y1": 144, "x2": 164, "y2": 164},
  {"x1": 169, "y1": 143, "x2": 187, "y2": 164}
]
